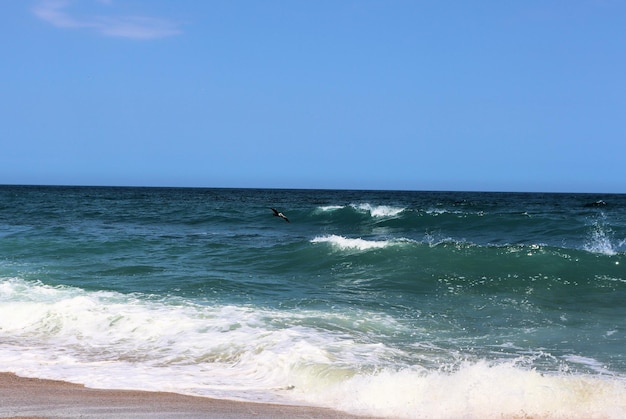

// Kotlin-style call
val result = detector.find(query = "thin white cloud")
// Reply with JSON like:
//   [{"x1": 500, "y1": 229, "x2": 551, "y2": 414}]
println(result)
[
  {"x1": 32, "y1": 0, "x2": 181, "y2": 40},
  {"x1": 32, "y1": 0, "x2": 87, "y2": 29}
]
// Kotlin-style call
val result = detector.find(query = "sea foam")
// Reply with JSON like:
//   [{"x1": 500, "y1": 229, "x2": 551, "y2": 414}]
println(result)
[
  {"x1": 0, "y1": 277, "x2": 402, "y2": 400},
  {"x1": 311, "y1": 234, "x2": 394, "y2": 251},
  {"x1": 2, "y1": 277, "x2": 626, "y2": 418},
  {"x1": 298, "y1": 361, "x2": 626, "y2": 418},
  {"x1": 316, "y1": 203, "x2": 406, "y2": 218},
  {"x1": 352, "y1": 203, "x2": 405, "y2": 217}
]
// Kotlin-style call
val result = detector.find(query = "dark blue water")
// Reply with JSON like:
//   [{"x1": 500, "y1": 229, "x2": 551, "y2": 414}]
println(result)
[{"x1": 1, "y1": 186, "x2": 625, "y2": 417}]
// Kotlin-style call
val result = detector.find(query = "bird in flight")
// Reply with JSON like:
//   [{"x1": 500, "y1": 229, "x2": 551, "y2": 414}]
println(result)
[{"x1": 271, "y1": 208, "x2": 290, "y2": 223}]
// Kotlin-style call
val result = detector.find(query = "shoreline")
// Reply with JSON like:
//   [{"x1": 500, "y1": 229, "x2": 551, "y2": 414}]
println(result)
[{"x1": 0, "y1": 372, "x2": 370, "y2": 418}]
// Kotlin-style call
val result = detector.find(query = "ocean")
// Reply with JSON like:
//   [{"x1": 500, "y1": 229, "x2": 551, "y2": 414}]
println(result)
[{"x1": 1, "y1": 185, "x2": 625, "y2": 418}]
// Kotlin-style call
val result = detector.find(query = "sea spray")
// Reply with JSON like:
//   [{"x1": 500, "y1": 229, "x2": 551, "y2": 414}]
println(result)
[{"x1": 584, "y1": 213, "x2": 621, "y2": 255}]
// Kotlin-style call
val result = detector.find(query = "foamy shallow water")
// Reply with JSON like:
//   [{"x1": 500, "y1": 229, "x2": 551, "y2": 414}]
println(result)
[{"x1": 2, "y1": 277, "x2": 626, "y2": 418}]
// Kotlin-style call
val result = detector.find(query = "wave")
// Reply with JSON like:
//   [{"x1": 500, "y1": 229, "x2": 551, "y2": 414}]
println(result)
[
  {"x1": 307, "y1": 236, "x2": 625, "y2": 302},
  {"x1": 301, "y1": 361, "x2": 626, "y2": 418},
  {"x1": 307, "y1": 210, "x2": 625, "y2": 257},
  {"x1": 315, "y1": 202, "x2": 487, "y2": 219},
  {"x1": 310, "y1": 234, "x2": 413, "y2": 251},
  {"x1": 1, "y1": 277, "x2": 626, "y2": 418},
  {"x1": 351, "y1": 203, "x2": 406, "y2": 218},
  {"x1": 314, "y1": 203, "x2": 407, "y2": 218},
  {"x1": 309, "y1": 231, "x2": 620, "y2": 261},
  {"x1": 309, "y1": 200, "x2": 626, "y2": 258}
]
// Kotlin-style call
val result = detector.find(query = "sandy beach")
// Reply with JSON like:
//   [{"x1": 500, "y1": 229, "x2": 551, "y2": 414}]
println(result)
[{"x1": 0, "y1": 373, "x2": 369, "y2": 419}]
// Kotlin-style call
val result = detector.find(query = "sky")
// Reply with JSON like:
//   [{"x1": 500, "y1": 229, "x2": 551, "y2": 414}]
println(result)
[{"x1": 1, "y1": 1, "x2": 625, "y2": 192}]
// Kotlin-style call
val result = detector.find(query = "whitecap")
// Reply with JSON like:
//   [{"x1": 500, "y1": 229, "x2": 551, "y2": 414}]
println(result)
[
  {"x1": 311, "y1": 235, "x2": 391, "y2": 251},
  {"x1": 351, "y1": 203, "x2": 405, "y2": 218}
]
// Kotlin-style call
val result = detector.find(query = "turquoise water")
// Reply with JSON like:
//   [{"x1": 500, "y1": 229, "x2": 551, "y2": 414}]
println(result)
[{"x1": 1, "y1": 186, "x2": 625, "y2": 417}]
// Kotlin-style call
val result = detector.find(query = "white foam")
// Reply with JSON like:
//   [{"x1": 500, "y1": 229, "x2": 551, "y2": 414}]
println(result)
[
  {"x1": 311, "y1": 235, "x2": 392, "y2": 251},
  {"x1": 297, "y1": 361, "x2": 626, "y2": 418},
  {"x1": 2, "y1": 277, "x2": 626, "y2": 418},
  {"x1": 0, "y1": 277, "x2": 402, "y2": 401},
  {"x1": 351, "y1": 203, "x2": 405, "y2": 218},
  {"x1": 425, "y1": 207, "x2": 449, "y2": 215}
]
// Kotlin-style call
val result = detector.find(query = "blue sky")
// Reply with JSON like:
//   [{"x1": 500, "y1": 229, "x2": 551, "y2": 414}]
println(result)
[{"x1": 2, "y1": 1, "x2": 625, "y2": 192}]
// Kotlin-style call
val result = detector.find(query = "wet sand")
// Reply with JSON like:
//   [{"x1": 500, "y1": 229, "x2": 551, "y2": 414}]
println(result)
[{"x1": 0, "y1": 372, "x2": 369, "y2": 418}]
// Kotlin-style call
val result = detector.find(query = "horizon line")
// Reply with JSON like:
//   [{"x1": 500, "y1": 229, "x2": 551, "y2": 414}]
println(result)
[{"x1": 1, "y1": 183, "x2": 623, "y2": 195}]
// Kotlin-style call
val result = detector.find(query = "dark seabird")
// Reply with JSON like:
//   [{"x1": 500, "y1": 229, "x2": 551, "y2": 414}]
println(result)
[
  {"x1": 584, "y1": 200, "x2": 608, "y2": 208},
  {"x1": 271, "y1": 208, "x2": 290, "y2": 223}
]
